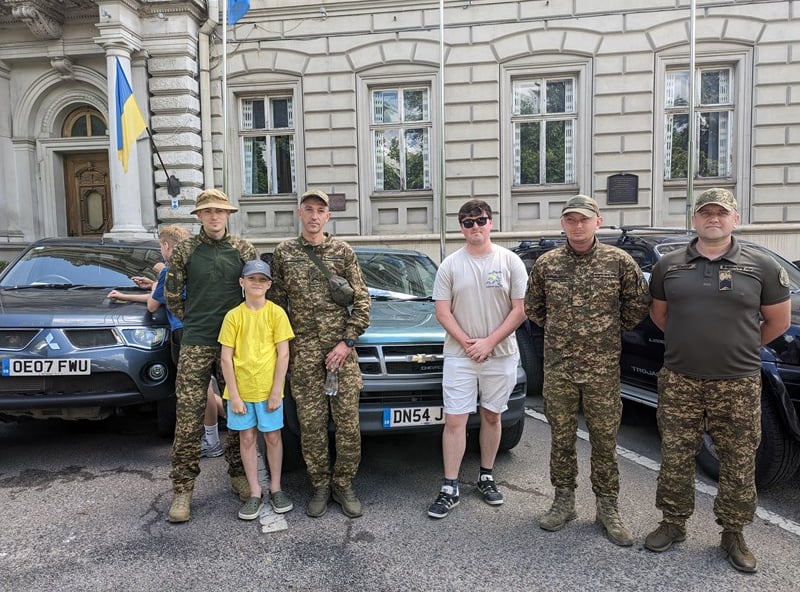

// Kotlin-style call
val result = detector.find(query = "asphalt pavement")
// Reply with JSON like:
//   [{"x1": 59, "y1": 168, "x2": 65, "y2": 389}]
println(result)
[{"x1": 1, "y1": 398, "x2": 799, "y2": 592}]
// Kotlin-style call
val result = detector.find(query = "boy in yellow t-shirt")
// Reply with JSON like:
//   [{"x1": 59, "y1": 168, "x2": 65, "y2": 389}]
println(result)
[{"x1": 218, "y1": 259, "x2": 295, "y2": 520}]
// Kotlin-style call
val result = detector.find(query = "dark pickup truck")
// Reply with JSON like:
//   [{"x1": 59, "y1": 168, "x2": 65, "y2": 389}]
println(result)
[{"x1": 512, "y1": 228, "x2": 800, "y2": 489}]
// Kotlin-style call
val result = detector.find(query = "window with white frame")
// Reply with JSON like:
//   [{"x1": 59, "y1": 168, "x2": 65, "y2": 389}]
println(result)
[
  {"x1": 512, "y1": 77, "x2": 576, "y2": 185},
  {"x1": 239, "y1": 95, "x2": 296, "y2": 195},
  {"x1": 371, "y1": 86, "x2": 431, "y2": 191},
  {"x1": 664, "y1": 67, "x2": 733, "y2": 180}
]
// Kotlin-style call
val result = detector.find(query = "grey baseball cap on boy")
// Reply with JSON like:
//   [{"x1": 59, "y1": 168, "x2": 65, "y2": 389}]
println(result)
[{"x1": 241, "y1": 259, "x2": 271, "y2": 279}]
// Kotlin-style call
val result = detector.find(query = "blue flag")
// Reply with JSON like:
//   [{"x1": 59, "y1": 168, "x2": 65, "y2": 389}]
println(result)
[
  {"x1": 228, "y1": 0, "x2": 249, "y2": 25},
  {"x1": 114, "y1": 58, "x2": 147, "y2": 173}
]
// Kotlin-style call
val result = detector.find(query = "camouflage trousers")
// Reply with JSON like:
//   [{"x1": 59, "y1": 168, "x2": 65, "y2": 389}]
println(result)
[
  {"x1": 290, "y1": 335, "x2": 362, "y2": 489},
  {"x1": 543, "y1": 368, "x2": 622, "y2": 497},
  {"x1": 656, "y1": 367, "x2": 760, "y2": 529},
  {"x1": 170, "y1": 344, "x2": 243, "y2": 493}
]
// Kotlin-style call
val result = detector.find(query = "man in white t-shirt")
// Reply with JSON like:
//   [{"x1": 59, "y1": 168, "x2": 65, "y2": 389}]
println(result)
[{"x1": 427, "y1": 199, "x2": 528, "y2": 519}]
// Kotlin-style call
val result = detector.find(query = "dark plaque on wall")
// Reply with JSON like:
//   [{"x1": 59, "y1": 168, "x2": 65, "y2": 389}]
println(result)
[
  {"x1": 607, "y1": 173, "x2": 638, "y2": 204},
  {"x1": 327, "y1": 192, "x2": 346, "y2": 212}
]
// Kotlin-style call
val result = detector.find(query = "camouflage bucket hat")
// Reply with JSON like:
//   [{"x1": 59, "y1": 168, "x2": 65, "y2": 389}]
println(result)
[
  {"x1": 693, "y1": 188, "x2": 738, "y2": 213},
  {"x1": 191, "y1": 188, "x2": 238, "y2": 214},
  {"x1": 561, "y1": 194, "x2": 600, "y2": 218}
]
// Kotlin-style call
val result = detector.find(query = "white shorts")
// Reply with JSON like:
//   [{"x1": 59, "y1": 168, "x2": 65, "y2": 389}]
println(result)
[{"x1": 442, "y1": 354, "x2": 519, "y2": 415}]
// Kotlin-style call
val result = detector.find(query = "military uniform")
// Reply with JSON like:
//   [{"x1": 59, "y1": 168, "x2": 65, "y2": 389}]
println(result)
[
  {"x1": 269, "y1": 233, "x2": 370, "y2": 489},
  {"x1": 650, "y1": 236, "x2": 789, "y2": 529},
  {"x1": 165, "y1": 228, "x2": 257, "y2": 494},
  {"x1": 525, "y1": 240, "x2": 650, "y2": 496}
]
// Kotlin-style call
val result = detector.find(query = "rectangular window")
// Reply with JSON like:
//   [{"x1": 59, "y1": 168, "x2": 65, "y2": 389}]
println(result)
[
  {"x1": 371, "y1": 87, "x2": 431, "y2": 191},
  {"x1": 512, "y1": 77, "x2": 576, "y2": 185},
  {"x1": 239, "y1": 95, "x2": 296, "y2": 195},
  {"x1": 664, "y1": 67, "x2": 733, "y2": 180}
]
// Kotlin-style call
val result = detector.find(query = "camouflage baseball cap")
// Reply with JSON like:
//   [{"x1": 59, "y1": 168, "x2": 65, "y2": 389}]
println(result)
[
  {"x1": 190, "y1": 188, "x2": 238, "y2": 214},
  {"x1": 693, "y1": 188, "x2": 737, "y2": 213},
  {"x1": 300, "y1": 189, "x2": 330, "y2": 206},
  {"x1": 242, "y1": 259, "x2": 272, "y2": 279},
  {"x1": 562, "y1": 194, "x2": 600, "y2": 218}
]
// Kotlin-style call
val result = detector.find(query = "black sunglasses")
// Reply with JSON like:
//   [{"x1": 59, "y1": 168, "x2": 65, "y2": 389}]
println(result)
[{"x1": 460, "y1": 216, "x2": 490, "y2": 228}]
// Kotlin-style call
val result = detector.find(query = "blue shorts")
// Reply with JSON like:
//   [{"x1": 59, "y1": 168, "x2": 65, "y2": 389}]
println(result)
[{"x1": 226, "y1": 400, "x2": 284, "y2": 433}]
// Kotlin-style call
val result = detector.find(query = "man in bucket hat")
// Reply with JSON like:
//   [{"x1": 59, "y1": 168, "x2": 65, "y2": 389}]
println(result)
[
  {"x1": 644, "y1": 188, "x2": 791, "y2": 572},
  {"x1": 165, "y1": 188, "x2": 257, "y2": 523}
]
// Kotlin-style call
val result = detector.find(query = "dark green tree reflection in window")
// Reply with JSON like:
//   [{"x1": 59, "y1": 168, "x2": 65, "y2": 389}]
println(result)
[
  {"x1": 371, "y1": 87, "x2": 431, "y2": 191},
  {"x1": 664, "y1": 68, "x2": 732, "y2": 180},
  {"x1": 240, "y1": 96, "x2": 296, "y2": 195}
]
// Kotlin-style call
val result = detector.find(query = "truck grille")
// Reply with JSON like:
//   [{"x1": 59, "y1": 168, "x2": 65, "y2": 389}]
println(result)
[{"x1": 356, "y1": 344, "x2": 444, "y2": 376}]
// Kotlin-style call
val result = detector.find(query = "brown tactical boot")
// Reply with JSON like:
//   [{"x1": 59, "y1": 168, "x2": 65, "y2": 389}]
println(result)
[
  {"x1": 644, "y1": 520, "x2": 686, "y2": 552},
  {"x1": 595, "y1": 496, "x2": 633, "y2": 546},
  {"x1": 721, "y1": 530, "x2": 757, "y2": 573},
  {"x1": 168, "y1": 491, "x2": 192, "y2": 523},
  {"x1": 539, "y1": 487, "x2": 577, "y2": 532},
  {"x1": 307, "y1": 485, "x2": 331, "y2": 517},
  {"x1": 333, "y1": 485, "x2": 363, "y2": 518}
]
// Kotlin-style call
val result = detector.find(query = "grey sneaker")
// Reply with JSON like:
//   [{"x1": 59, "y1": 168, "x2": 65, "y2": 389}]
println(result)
[
  {"x1": 332, "y1": 485, "x2": 363, "y2": 518},
  {"x1": 270, "y1": 490, "x2": 294, "y2": 514},
  {"x1": 476, "y1": 474, "x2": 504, "y2": 505},
  {"x1": 238, "y1": 496, "x2": 264, "y2": 521},
  {"x1": 307, "y1": 485, "x2": 331, "y2": 517},
  {"x1": 200, "y1": 439, "x2": 223, "y2": 458}
]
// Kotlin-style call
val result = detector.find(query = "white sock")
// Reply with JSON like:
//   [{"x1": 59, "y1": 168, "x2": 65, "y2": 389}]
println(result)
[{"x1": 204, "y1": 423, "x2": 219, "y2": 446}]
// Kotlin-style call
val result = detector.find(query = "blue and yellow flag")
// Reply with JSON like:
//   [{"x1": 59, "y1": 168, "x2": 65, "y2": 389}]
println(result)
[{"x1": 114, "y1": 57, "x2": 147, "y2": 173}]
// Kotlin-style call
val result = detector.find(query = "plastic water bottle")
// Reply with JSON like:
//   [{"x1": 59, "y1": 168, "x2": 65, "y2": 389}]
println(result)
[{"x1": 324, "y1": 370, "x2": 338, "y2": 397}]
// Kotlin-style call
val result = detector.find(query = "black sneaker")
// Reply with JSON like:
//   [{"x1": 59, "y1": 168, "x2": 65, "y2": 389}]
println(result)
[
  {"x1": 476, "y1": 475, "x2": 504, "y2": 505},
  {"x1": 427, "y1": 487, "x2": 459, "y2": 519}
]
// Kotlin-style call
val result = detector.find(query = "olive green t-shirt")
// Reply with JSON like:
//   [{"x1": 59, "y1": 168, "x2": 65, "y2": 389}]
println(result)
[{"x1": 649, "y1": 237, "x2": 789, "y2": 379}]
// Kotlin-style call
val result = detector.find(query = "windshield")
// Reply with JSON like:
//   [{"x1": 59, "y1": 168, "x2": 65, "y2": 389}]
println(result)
[
  {"x1": 356, "y1": 251, "x2": 438, "y2": 299},
  {"x1": 654, "y1": 241, "x2": 800, "y2": 292},
  {"x1": 0, "y1": 244, "x2": 163, "y2": 289}
]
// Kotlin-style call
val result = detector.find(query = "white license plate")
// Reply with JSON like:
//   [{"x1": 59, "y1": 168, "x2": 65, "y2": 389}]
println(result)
[
  {"x1": 382, "y1": 405, "x2": 445, "y2": 428},
  {"x1": 1, "y1": 358, "x2": 91, "y2": 376}
]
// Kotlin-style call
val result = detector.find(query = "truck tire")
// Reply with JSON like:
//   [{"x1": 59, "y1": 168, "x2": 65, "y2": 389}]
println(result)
[
  {"x1": 696, "y1": 389, "x2": 800, "y2": 489},
  {"x1": 498, "y1": 417, "x2": 525, "y2": 452},
  {"x1": 516, "y1": 327, "x2": 543, "y2": 398}
]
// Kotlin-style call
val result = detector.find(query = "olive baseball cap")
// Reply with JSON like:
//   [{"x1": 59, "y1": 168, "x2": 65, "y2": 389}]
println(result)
[
  {"x1": 561, "y1": 194, "x2": 600, "y2": 218},
  {"x1": 300, "y1": 189, "x2": 330, "y2": 206},
  {"x1": 693, "y1": 188, "x2": 738, "y2": 213},
  {"x1": 242, "y1": 259, "x2": 272, "y2": 279},
  {"x1": 191, "y1": 188, "x2": 238, "y2": 214}
]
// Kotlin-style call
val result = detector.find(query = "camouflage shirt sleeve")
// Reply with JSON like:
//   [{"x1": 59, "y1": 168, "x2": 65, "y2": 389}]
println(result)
[
  {"x1": 232, "y1": 238, "x2": 257, "y2": 262},
  {"x1": 164, "y1": 237, "x2": 196, "y2": 321},
  {"x1": 618, "y1": 250, "x2": 651, "y2": 331},
  {"x1": 267, "y1": 243, "x2": 289, "y2": 310},
  {"x1": 524, "y1": 258, "x2": 547, "y2": 328},
  {"x1": 342, "y1": 244, "x2": 371, "y2": 340}
]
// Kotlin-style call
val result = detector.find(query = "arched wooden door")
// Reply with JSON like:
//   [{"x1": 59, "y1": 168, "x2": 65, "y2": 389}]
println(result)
[{"x1": 64, "y1": 153, "x2": 112, "y2": 236}]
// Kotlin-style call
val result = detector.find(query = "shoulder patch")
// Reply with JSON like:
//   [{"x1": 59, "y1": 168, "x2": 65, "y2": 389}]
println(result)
[{"x1": 779, "y1": 267, "x2": 790, "y2": 288}]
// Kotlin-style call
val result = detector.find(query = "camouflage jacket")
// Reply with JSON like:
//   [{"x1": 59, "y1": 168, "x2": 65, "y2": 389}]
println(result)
[
  {"x1": 165, "y1": 228, "x2": 257, "y2": 346},
  {"x1": 269, "y1": 233, "x2": 370, "y2": 347},
  {"x1": 525, "y1": 239, "x2": 650, "y2": 373}
]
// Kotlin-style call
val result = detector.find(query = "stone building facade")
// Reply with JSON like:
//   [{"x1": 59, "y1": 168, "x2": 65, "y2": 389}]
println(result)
[{"x1": 1, "y1": 0, "x2": 799, "y2": 260}]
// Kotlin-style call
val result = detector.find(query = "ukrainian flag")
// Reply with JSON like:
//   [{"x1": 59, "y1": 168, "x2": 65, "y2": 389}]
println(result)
[{"x1": 114, "y1": 57, "x2": 147, "y2": 173}]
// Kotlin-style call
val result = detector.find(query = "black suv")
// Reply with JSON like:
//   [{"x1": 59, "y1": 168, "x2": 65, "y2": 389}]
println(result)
[{"x1": 513, "y1": 228, "x2": 800, "y2": 489}]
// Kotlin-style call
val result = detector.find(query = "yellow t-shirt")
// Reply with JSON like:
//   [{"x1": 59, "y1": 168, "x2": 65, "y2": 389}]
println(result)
[{"x1": 217, "y1": 300, "x2": 295, "y2": 402}]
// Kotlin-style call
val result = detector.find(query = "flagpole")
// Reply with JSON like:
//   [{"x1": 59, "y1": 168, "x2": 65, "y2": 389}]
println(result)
[{"x1": 222, "y1": 0, "x2": 228, "y2": 196}]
